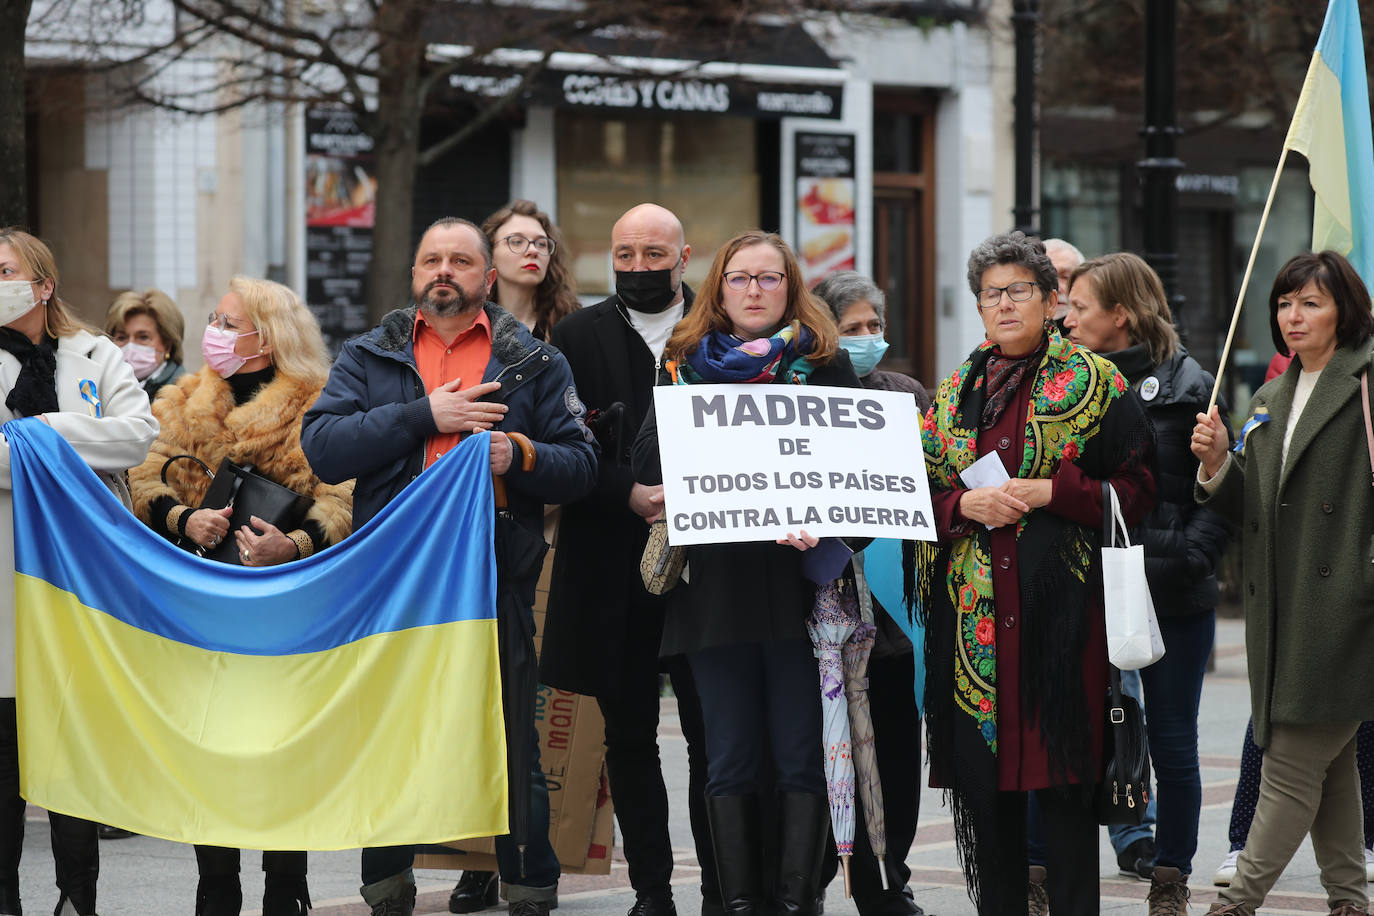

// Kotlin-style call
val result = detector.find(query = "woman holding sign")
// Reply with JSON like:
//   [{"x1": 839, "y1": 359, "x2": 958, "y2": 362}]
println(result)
[
  {"x1": 1193, "y1": 251, "x2": 1374, "y2": 916},
  {"x1": 633, "y1": 230, "x2": 861, "y2": 916},
  {"x1": 917, "y1": 231, "x2": 1155, "y2": 916}
]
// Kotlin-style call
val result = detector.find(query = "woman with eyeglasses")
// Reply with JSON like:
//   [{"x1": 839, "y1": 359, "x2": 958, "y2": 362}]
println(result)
[
  {"x1": 633, "y1": 230, "x2": 862, "y2": 916},
  {"x1": 480, "y1": 200, "x2": 579, "y2": 341},
  {"x1": 916, "y1": 232, "x2": 1155, "y2": 915},
  {"x1": 128, "y1": 276, "x2": 354, "y2": 916}
]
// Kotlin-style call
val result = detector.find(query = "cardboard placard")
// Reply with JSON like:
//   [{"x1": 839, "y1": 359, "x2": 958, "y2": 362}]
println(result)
[{"x1": 415, "y1": 549, "x2": 614, "y2": 876}]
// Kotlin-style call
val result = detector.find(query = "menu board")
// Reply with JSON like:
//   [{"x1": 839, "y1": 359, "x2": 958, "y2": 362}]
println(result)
[
  {"x1": 305, "y1": 108, "x2": 377, "y2": 351},
  {"x1": 794, "y1": 132, "x2": 857, "y2": 288}
]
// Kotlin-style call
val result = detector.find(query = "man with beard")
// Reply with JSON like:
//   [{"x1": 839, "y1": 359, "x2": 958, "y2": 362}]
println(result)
[
  {"x1": 539, "y1": 204, "x2": 718, "y2": 916},
  {"x1": 301, "y1": 216, "x2": 597, "y2": 916}
]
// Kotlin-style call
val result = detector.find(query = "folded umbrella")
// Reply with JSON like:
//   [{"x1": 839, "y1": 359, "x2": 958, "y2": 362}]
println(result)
[
  {"x1": 807, "y1": 580, "x2": 861, "y2": 897},
  {"x1": 842, "y1": 622, "x2": 889, "y2": 890}
]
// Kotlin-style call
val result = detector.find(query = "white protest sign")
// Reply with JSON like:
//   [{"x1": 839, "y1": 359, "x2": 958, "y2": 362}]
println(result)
[{"x1": 653, "y1": 384, "x2": 935, "y2": 545}]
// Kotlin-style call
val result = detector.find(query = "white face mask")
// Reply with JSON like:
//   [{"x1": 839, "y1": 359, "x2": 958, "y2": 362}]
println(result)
[
  {"x1": 0, "y1": 281, "x2": 38, "y2": 327},
  {"x1": 120, "y1": 342, "x2": 161, "y2": 380}
]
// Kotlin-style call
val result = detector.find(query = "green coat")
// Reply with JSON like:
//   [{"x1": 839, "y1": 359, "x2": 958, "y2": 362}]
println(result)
[{"x1": 1197, "y1": 340, "x2": 1374, "y2": 748}]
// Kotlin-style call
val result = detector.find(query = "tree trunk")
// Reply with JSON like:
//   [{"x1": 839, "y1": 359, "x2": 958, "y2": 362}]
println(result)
[
  {"x1": 0, "y1": 0, "x2": 33, "y2": 228},
  {"x1": 365, "y1": 0, "x2": 428, "y2": 323}
]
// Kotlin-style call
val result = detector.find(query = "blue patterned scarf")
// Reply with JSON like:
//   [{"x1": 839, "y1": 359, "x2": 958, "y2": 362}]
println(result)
[{"x1": 676, "y1": 323, "x2": 815, "y2": 385}]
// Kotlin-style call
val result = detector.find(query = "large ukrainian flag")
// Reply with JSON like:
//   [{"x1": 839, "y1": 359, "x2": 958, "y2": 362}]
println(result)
[
  {"x1": 1285, "y1": 0, "x2": 1374, "y2": 281},
  {"x1": 5, "y1": 419, "x2": 507, "y2": 850}
]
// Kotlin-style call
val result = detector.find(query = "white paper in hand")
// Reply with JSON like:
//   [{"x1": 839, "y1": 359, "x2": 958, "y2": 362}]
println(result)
[{"x1": 959, "y1": 452, "x2": 1012, "y2": 529}]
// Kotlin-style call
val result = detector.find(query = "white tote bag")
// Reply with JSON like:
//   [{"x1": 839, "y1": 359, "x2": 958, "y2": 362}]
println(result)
[{"x1": 1101, "y1": 482, "x2": 1165, "y2": 670}]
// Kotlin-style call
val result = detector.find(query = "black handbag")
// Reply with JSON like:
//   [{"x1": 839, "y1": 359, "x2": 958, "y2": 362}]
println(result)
[
  {"x1": 160, "y1": 455, "x2": 315, "y2": 565},
  {"x1": 1097, "y1": 664, "x2": 1152, "y2": 825}
]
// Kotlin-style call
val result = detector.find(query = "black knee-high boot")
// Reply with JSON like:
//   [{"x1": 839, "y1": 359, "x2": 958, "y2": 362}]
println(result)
[
  {"x1": 262, "y1": 851, "x2": 310, "y2": 915},
  {"x1": 774, "y1": 793, "x2": 829, "y2": 916},
  {"x1": 706, "y1": 795, "x2": 762, "y2": 916}
]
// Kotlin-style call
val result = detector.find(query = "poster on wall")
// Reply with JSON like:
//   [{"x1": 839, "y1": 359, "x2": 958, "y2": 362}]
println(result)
[
  {"x1": 795, "y1": 132, "x2": 856, "y2": 288},
  {"x1": 305, "y1": 107, "x2": 377, "y2": 352}
]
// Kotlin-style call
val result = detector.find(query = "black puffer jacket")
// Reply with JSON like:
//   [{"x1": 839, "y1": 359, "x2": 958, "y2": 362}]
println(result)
[{"x1": 1105, "y1": 343, "x2": 1232, "y2": 616}]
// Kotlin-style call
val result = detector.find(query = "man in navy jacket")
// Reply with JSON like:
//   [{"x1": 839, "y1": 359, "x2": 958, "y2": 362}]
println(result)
[{"x1": 302, "y1": 217, "x2": 597, "y2": 916}]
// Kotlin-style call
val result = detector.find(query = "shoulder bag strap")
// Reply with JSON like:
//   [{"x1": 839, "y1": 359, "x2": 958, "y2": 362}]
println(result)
[{"x1": 1361, "y1": 369, "x2": 1374, "y2": 489}]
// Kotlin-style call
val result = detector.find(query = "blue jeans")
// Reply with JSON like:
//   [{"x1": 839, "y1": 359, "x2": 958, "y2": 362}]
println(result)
[
  {"x1": 1138, "y1": 610, "x2": 1215, "y2": 874},
  {"x1": 687, "y1": 638, "x2": 825, "y2": 796},
  {"x1": 360, "y1": 720, "x2": 560, "y2": 900}
]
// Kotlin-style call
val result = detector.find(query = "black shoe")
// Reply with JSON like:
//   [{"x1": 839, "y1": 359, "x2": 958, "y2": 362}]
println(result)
[
  {"x1": 369, "y1": 885, "x2": 416, "y2": 916},
  {"x1": 262, "y1": 874, "x2": 311, "y2": 915},
  {"x1": 508, "y1": 901, "x2": 552, "y2": 916},
  {"x1": 854, "y1": 886, "x2": 927, "y2": 916},
  {"x1": 628, "y1": 895, "x2": 676, "y2": 916},
  {"x1": 451, "y1": 872, "x2": 499, "y2": 914},
  {"x1": 1117, "y1": 837, "x2": 1157, "y2": 881},
  {"x1": 194, "y1": 875, "x2": 242, "y2": 916},
  {"x1": 96, "y1": 825, "x2": 132, "y2": 841}
]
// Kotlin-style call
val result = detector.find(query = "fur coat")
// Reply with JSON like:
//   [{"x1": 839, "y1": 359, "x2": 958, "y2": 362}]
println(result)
[{"x1": 129, "y1": 366, "x2": 353, "y2": 547}]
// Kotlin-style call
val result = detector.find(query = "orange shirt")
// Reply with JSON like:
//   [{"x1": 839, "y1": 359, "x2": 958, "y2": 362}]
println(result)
[{"x1": 413, "y1": 308, "x2": 493, "y2": 469}]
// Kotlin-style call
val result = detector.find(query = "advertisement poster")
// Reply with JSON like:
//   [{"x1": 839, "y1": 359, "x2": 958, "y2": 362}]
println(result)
[
  {"x1": 795, "y1": 132, "x2": 857, "y2": 288},
  {"x1": 652, "y1": 385, "x2": 933, "y2": 546},
  {"x1": 305, "y1": 108, "x2": 377, "y2": 351}
]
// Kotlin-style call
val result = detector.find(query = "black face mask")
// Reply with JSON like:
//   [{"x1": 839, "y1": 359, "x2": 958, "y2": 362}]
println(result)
[{"x1": 615, "y1": 267, "x2": 679, "y2": 314}]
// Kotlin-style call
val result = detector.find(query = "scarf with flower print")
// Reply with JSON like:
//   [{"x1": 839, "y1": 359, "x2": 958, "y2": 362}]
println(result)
[
  {"x1": 675, "y1": 323, "x2": 815, "y2": 385},
  {"x1": 914, "y1": 329, "x2": 1150, "y2": 911}
]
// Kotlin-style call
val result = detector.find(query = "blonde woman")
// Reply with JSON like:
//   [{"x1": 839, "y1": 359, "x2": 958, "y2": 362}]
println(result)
[
  {"x1": 128, "y1": 276, "x2": 353, "y2": 916},
  {"x1": 0, "y1": 228, "x2": 158, "y2": 916},
  {"x1": 104, "y1": 288, "x2": 187, "y2": 398}
]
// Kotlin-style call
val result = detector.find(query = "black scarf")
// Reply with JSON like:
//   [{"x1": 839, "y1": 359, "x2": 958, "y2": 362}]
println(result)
[{"x1": 0, "y1": 329, "x2": 58, "y2": 417}]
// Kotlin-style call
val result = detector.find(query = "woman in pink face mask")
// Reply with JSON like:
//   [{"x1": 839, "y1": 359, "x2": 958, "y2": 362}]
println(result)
[
  {"x1": 127, "y1": 276, "x2": 354, "y2": 916},
  {"x1": 104, "y1": 288, "x2": 187, "y2": 400}
]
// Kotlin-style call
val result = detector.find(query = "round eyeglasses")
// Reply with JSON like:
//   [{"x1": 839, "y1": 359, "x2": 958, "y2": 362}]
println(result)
[
  {"x1": 723, "y1": 271, "x2": 786, "y2": 292},
  {"x1": 500, "y1": 234, "x2": 556, "y2": 257},
  {"x1": 976, "y1": 281, "x2": 1040, "y2": 310}
]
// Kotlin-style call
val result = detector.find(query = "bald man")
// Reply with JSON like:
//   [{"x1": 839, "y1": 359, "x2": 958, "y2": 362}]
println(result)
[
  {"x1": 1044, "y1": 237, "x2": 1085, "y2": 322},
  {"x1": 540, "y1": 204, "x2": 719, "y2": 916}
]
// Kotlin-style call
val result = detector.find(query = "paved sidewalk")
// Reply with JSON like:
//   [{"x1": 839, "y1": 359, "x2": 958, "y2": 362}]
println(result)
[{"x1": 11, "y1": 616, "x2": 1354, "y2": 913}]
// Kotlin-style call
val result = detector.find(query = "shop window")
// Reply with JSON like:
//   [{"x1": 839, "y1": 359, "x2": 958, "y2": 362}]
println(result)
[
  {"x1": 556, "y1": 112, "x2": 760, "y2": 296},
  {"x1": 1040, "y1": 163, "x2": 1123, "y2": 255}
]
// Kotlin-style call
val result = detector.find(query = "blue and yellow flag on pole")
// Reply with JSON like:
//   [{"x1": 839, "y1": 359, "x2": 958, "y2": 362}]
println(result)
[
  {"x1": 5, "y1": 419, "x2": 507, "y2": 851},
  {"x1": 1284, "y1": 0, "x2": 1374, "y2": 281}
]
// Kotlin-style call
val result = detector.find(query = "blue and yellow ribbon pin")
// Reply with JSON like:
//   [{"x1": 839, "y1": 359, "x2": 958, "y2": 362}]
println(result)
[
  {"x1": 77, "y1": 380, "x2": 101, "y2": 418},
  {"x1": 1233, "y1": 409, "x2": 1269, "y2": 455}
]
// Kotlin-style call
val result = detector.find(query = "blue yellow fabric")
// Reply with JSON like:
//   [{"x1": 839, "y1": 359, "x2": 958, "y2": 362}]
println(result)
[
  {"x1": 1284, "y1": 0, "x2": 1374, "y2": 281},
  {"x1": 6, "y1": 418, "x2": 507, "y2": 851}
]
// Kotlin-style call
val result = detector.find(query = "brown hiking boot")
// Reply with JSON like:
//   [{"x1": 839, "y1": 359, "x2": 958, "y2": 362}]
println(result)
[
  {"x1": 1027, "y1": 865, "x2": 1048, "y2": 916},
  {"x1": 1147, "y1": 866, "x2": 1190, "y2": 915},
  {"x1": 1326, "y1": 905, "x2": 1368, "y2": 915},
  {"x1": 1206, "y1": 903, "x2": 1255, "y2": 915}
]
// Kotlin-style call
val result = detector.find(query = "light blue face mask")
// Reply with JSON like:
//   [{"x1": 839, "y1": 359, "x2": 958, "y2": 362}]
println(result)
[{"x1": 838, "y1": 333, "x2": 889, "y2": 376}]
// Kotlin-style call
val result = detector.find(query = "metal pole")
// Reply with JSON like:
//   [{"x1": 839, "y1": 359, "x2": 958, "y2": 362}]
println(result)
[
  {"x1": 1139, "y1": 0, "x2": 1185, "y2": 329},
  {"x1": 1012, "y1": 0, "x2": 1040, "y2": 235}
]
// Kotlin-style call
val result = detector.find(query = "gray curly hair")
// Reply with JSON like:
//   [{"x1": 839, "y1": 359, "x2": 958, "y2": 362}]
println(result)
[
  {"x1": 812, "y1": 271, "x2": 887, "y2": 325},
  {"x1": 965, "y1": 231, "x2": 1058, "y2": 298}
]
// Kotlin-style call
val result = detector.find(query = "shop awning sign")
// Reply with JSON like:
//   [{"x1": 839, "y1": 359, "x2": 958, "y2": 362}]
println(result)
[{"x1": 652, "y1": 385, "x2": 934, "y2": 545}]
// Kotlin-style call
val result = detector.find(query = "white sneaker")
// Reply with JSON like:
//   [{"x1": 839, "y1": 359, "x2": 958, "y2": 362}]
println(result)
[
  {"x1": 1214, "y1": 848, "x2": 1240, "y2": 887},
  {"x1": 1365, "y1": 845, "x2": 1373, "y2": 882}
]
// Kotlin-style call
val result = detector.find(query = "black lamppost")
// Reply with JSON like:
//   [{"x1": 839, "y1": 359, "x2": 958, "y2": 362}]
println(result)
[
  {"x1": 1012, "y1": 0, "x2": 1040, "y2": 235},
  {"x1": 1140, "y1": 0, "x2": 1185, "y2": 328}
]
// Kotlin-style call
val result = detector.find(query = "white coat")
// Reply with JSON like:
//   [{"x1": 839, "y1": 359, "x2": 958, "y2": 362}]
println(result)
[{"x1": 0, "y1": 329, "x2": 159, "y2": 695}]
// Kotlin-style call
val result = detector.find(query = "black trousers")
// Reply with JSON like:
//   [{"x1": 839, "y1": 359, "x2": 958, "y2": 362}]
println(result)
[
  {"x1": 821, "y1": 652, "x2": 922, "y2": 908},
  {"x1": 0, "y1": 698, "x2": 99, "y2": 904},
  {"x1": 982, "y1": 788, "x2": 1099, "y2": 916},
  {"x1": 597, "y1": 594, "x2": 715, "y2": 900},
  {"x1": 195, "y1": 845, "x2": 307, "y2": 877}
]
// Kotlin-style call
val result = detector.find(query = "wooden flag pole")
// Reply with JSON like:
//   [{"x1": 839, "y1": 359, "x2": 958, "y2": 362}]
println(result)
[{"x1": 1208, "y1": 147, "x2": 1292, "y2": 412}]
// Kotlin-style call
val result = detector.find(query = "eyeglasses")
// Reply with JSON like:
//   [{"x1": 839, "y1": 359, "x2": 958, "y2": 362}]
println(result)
[
  {"x1": 500, "y1": 234, "x2": 556, "y2": 257},
  {"x1": 207, "y1": 311, "x2": 255, "y2": 334},
  {"x1": 723, "y1": 271, "x2": 786, "y2": 292},
  {"x1": 976, "y1": 282, "x2": 1040, "y2": 310}
]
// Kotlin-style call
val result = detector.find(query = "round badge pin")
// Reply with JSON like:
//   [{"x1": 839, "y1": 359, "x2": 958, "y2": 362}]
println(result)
[{"x1": 1140, "y1": 376, "x2": 1160, "y2": 401}]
